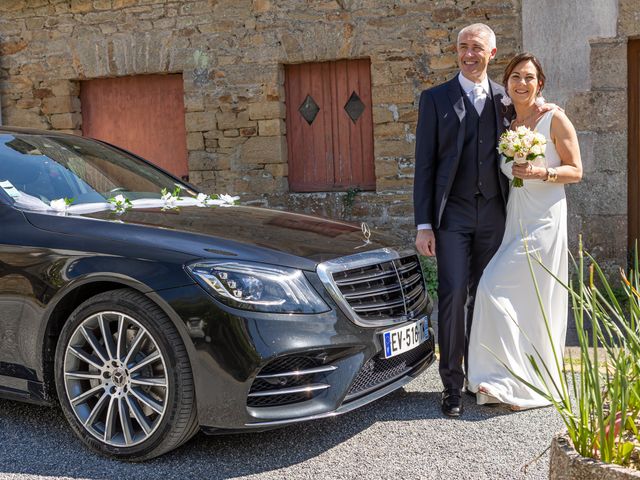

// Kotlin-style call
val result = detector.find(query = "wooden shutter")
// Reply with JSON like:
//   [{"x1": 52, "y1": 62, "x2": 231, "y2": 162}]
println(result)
[
  {"x1": 629, "y1": 40, "x2": 640, "y2": 249},
  {"x1": 285, "y1": 59, "x2": 375, "y2": 192},
  {"x1": 80, "y1": 74, "x2": 188, "y2": 179}
]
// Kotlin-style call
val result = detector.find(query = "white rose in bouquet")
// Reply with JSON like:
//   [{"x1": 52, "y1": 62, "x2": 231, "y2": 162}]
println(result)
[{"x1": 497, "y1": 126, "x2": 547, "y2": 187}]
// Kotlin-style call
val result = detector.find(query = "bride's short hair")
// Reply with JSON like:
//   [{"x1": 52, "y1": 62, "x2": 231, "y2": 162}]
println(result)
[
  {"x1": 503, "y1": 53, "x2": 546, "y2": 94},
  {"x1": 457, "y1": 23, "x2": 496, "y2": 50}
]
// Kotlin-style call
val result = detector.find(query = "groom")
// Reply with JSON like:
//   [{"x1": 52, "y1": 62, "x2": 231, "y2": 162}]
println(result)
[{"x1": 413, "y1": 23, "x2": 510, "y2": 417}]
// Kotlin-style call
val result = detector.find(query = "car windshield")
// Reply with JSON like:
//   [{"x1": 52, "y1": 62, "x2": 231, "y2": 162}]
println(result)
[{"x1": 0, "y1": 132, "x2": 195, "y2": 207}]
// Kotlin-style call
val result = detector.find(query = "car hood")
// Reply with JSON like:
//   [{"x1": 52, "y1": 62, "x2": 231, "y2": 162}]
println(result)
[{"x1": 24, "y1": 205, "x2": 406, "y2": 269}]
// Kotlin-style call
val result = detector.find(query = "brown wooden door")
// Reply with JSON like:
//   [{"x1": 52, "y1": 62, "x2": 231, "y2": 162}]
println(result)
[
  {"x1": 285, "y1": 59, "x2": 375, "y2": 192},
  {"x1": 629, "y1": 40, "x2": 640, "y2": 249},
  {"x1": 80, "y1": 74, "x2": 188, "y2": 179}
]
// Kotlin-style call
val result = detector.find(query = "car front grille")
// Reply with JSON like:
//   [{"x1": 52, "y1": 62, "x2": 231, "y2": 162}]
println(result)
[
  {"x1": 330, "y1": 254, "x2": 428, "y2": 323},
  {"x1": 247, "y1": 356, "x2": 336, "y2": 408},
  {"x1": 344, "y1": 338, "x2": 434, "y2": 401}
]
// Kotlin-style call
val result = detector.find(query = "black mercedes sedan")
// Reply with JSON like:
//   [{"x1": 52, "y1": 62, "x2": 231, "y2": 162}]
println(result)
[{"x1": 0, "y1": 126, "x2": 434, "y2": 460}]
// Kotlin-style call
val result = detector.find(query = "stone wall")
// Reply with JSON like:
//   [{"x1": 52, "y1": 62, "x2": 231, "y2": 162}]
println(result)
[
  {"x1": 561, "y1": 0, "x2": 638, "y2": 272},
  {"x1": 0, "y1": 0, "x2": 522, "y2": 242},
  {"x1": 521, "y1": 0, "x2": 624, "y2": 272}
]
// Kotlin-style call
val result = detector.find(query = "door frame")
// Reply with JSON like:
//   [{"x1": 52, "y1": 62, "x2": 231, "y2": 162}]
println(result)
[{"x1": 629, "y1": 39, "x2": 640, "y2": 250}]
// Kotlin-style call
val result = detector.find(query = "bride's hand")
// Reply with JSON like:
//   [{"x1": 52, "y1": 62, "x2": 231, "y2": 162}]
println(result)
[{"x1": 512, "y1": 162, "x2": 546, "y2": 180}]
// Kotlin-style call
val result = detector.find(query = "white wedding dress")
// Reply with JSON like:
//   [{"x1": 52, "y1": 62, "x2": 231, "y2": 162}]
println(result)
[{"x1": 467, "y1": 110, "x2": 568, "y2": 408}]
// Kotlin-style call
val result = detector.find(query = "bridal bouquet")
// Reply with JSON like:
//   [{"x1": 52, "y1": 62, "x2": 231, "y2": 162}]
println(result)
[{"x1": 498, "y1": 126, "x2": 547, "y2": 187}]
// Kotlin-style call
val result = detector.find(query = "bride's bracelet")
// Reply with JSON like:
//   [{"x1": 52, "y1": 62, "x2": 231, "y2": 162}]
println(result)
[{"x1": 544, "y1": 167, "x2": 558, "y2": 183}]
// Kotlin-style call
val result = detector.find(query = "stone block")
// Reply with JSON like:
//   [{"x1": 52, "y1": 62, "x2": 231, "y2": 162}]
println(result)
[
  {"x1": 185, "y1": 111, "x2": 216, "y2": 132},
  {"x1": 112, "y1": 0, "x2": 137, "y2": 8},
  {"x1": 253, "y1": 0, "x2": 272, "y2": 13},
  {"x1": 93, "y1": 0, "x2": 112, "y2": 10},
  {"x1": 374, "y1": 158, "x2": 400, "y2": 177},
  {"x1": 590, "y1": 39, "x2": 626, "y2": 90},
  {"x1": 374, "y1": 138, "x2": 414, "y2": 157},
  {"x1": 566, "y1": 91, "x2": 627, "y2": 133},
  {"x1": 184, "y1": 94, "x2": 205, "y2": 112},
  {"x1": 70, "y1": 0, "x2": 93, "y2": 13},
  {"x1": 223, "y1": 129, "x2": 240, "y2": 137},
  {"x1": 566, "y1": 171, "x2": 626, "y2": 216},
  {"x1": 248, "y1": 101, "x2": 284, "y2": 120},
  {"x1": 204, "y1": 138, "x2": 219, "y2": 149},
  {"x1": 258, "y1": 119, "x2": 284, "y2": 136},
  {"x1": 386, "y1": 202, "x2": 413, "y2": 218},
  {"x1": 428, "y1": 54, "x2": 457, "y2": 71},
  {"x1": 264, "y1": 163, "x2": 288, "y2": 177},
  {"x1": 577, "y1": 132, "x2": 595, "y2": 175},
  {"x1": 240, "y1": 135, "x2": 287, "y2": 164},
  {"x1": 374, "y1": 123, "x2": 405, "y2": 138},
  {"x1": 50, "y1": 112, "x2": 82, "y2": 130},
  {"x1": 618, "y1": 0, "x2": 640, "y2": 37},
  {"x1": 376, "y1": 177, "x2": 408, "y2": 192},
  {"x1": 3, "y1": 107, "x2": 49, "y2": 129},
  {"x1": 578, "y1": 214, "x2": 628, "y2": 267},
  {"x1": 372, "y1": 106, "x2": 396, "y2": 124},
  {"x1": 372, "y1": 83, "x2": 415, "y2": 104},
  {"x1": 240, "y1": 127, "x2": 257, "y2": 137},
  {"x1": 216, "y1": 111, "x2": 255, "y2": 129},
  {"x1": 180, "y1": 1, "x2": 215, "y2": 15},
  {"x1": 431, "y1": 6, "x2": 463, "y2": 22},
  {"x1": 42, "y1": 96, "x2": 81, "y2": 115},
  {"x1": 48, "y1": 79, "x2": 80, "y2": 97},
  {"x1": 593, "y1": 132, "x2": 627, "y2": 173},
  {"x1": 218, "y1": 137, "x2": 246, "y2": 149},
  {"x1": 16, "y1": 98, "x2": 40, "y2": 109},
  {"x1": 188, "y1": 151, "x2": 218, "y2": 171},
  {"x1": 3, "y1": 76, "x2": 33, "y2": 94},
  {"x1": 186, "y1": 132, "x2": 204, "y2": 151},
  {"x1": 0, "y1": 40, "x2": 28, "y2": 56}
]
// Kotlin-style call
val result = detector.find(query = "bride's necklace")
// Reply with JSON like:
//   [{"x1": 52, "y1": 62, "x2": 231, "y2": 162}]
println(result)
[{"x1": 511, "y1": 107, "x2": 542, "y2": 129}]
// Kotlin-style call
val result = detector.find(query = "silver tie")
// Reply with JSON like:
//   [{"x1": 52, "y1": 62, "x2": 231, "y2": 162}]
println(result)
[{"x1": 473, "y1": 84, "x2": 486, "y2": 115}]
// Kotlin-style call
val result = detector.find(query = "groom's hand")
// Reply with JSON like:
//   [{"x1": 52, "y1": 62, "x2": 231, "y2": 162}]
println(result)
[
  {"x1": 416, "y1": 229, "x2": 436, "y2": 257},
  {"x1": 541, "y1": 102, "x2": 564, "y2": 114}
]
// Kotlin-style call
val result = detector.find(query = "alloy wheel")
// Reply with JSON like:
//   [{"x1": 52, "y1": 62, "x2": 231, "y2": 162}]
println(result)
[{"x1": 63, "y1": 311, "x2": 169, "y2": 447}]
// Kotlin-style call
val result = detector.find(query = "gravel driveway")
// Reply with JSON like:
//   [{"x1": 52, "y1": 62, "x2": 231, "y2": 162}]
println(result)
[{"x1": 0, "y1": 363, "x2": 563, "y2": 480}]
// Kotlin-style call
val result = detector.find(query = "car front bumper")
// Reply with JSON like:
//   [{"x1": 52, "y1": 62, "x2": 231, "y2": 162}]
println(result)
[{"x1": 152, "y1": 281, "x2": 435, "y2": 432}]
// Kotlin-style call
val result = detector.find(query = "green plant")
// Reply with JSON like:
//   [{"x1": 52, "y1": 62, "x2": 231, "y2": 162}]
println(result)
[
  {"x1": 342, "y1": 187, "x2": 361, "y2": 217},
  {"x1": 419, "y1": 255, "x2": 438, "y2": 301},
  {"x1": 500, "y1": 237, "x2": 640, "y2": 468}
]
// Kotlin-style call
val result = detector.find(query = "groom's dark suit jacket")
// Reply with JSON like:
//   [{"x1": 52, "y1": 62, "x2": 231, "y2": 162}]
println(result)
[{"x1": 413, "y1": 76, "x2": 510, "y2": 228}]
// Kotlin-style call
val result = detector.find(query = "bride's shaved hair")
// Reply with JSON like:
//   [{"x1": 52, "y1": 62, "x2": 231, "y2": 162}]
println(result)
[
  {"x1": 503, "y1": 53, "x2": 547, "y2": 93},
  {"x1": 457, "y1": 23, "x2": 496, "y2": 50}
]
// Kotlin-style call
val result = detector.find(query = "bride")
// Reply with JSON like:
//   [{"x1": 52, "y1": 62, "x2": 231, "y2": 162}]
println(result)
[{"x1": 466, "y1": 53, "x2": 583, "y2": 409}]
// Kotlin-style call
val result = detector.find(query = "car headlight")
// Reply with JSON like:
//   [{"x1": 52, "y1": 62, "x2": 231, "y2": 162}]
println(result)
[{"x1": 186, "y1": 261, "x2": 330, "y2": 314}]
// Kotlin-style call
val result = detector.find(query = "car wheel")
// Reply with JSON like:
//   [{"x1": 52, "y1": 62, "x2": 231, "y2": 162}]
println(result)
[{"x1": 54, "y1": 288, "x2": 198, "y2": 460}]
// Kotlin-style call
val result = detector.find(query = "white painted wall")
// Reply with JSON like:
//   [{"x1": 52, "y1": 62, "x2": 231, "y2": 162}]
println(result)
[{"x1": 521, "y1": 0, "x2": 618, "y2": 105}]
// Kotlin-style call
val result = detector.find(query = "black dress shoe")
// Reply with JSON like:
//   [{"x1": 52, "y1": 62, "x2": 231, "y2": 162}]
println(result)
[{"x1": 441, "y1": 389, "x2": 464, "y2": 417}]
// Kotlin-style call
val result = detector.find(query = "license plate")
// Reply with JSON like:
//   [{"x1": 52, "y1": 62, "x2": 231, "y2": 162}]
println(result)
[{"x1": 382, "y1": 317, "x2": 429, "y2": 359}]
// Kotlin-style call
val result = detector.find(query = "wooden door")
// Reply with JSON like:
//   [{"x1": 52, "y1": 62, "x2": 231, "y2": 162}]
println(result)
[
  {"x1": 285, "y1": 59, "x2": 375, "y2": 192},
  {"x1": 80, "y1": 74, "x2": 188, "y2": 179},
  {"x1": 629, "y1": 40, "x2": 640, "y2": 249}
]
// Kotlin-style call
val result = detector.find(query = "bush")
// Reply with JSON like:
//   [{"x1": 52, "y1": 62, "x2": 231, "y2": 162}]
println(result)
[
  {"x1": 507, "y1": 238, "x2": 640, "y2": 469},
  {"x1": 419, "y1": 255, "x2": 438, "y2": 301}
]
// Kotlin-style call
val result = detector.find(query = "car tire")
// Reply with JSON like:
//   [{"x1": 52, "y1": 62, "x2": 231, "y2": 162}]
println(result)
[{"x1": 54, "y1": 288, "x2": 198, "y2": 460}]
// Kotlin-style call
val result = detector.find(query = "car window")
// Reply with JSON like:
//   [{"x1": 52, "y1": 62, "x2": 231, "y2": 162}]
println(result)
[{"x1": 0, "y1": 133, "x2": 193, "y2": 206}]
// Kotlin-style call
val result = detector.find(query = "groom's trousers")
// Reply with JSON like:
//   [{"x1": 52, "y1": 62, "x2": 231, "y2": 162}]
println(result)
[{"x1": 434, "y1": 193, "x2": 505, "y2": 392}]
